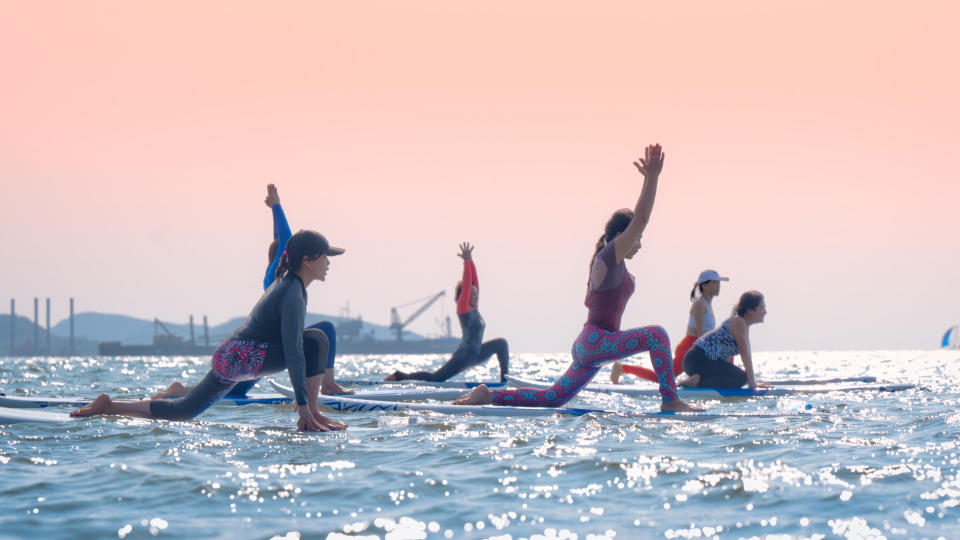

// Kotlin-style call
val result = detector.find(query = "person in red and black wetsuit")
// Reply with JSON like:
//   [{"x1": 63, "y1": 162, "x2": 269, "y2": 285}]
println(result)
[{"x1": 385, "y1": 242, "x2": 510, "y2": 382}]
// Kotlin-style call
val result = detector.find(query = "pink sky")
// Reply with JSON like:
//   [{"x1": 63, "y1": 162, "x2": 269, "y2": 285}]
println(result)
[{"x1": 2, "y1": 1, "x2": 958, "y2": 352}]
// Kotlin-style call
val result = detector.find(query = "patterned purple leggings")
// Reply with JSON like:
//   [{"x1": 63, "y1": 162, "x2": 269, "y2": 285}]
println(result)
[{"x1": 492, "y1": 324, "x2": 679, "y2": 407}]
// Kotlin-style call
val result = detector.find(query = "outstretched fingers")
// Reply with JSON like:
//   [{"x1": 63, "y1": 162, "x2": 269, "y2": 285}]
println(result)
[{"x1": 634, "y1": 143, "x2": 665, "y2": 177}]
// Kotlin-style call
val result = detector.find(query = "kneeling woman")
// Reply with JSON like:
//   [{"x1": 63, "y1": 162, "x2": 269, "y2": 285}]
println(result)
[
  {"x1": 72, "y1": 231, "x2": 348, "y2": 432},
  {"x1": 454, "y1": 144, "x2": 700, "y2": 411},
  {"x1": 611, "y1": 269, "x2": 729, "y2": 384},
  {"x1": 682, "y1": 291, "x2": 770, "y2": 389},
  {"x1": 386, "y1": 242, "x2": 509, "y2": 382}
]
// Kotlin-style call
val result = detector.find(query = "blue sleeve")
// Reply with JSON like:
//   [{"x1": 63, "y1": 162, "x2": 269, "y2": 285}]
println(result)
[{"x1": 264, "y1": 204, "x2": 293, "y2": 290}]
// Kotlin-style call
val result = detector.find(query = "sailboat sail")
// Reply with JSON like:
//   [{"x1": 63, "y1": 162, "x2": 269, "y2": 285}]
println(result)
[{"x1": 944, "y1": 325, "x2": 960, "y2": 348}]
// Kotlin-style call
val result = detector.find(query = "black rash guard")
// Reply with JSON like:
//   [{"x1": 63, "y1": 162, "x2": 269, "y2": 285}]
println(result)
[{"x1": 231, "y1": 274, "x2": 310, "y2": 405}]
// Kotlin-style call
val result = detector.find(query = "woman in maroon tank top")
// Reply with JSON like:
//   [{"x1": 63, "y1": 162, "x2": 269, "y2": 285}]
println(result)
[{"x1": 454, "y1": 144, "x2": 701, "y2": 412}]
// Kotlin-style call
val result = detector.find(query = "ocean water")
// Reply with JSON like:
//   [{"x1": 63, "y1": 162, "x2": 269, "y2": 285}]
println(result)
[{"x1": 1, "y1": 350, "x2": 958, "y2": 540}]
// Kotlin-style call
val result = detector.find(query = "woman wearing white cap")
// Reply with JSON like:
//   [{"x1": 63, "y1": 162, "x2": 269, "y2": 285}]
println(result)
[{"x1": 611, "y1": 269, "x2": 728, "y2": 384}]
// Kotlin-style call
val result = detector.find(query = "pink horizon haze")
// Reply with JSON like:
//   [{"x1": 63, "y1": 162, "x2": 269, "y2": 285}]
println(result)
[{"x1": 2, "y1": 1, "x2": 958, "y2": 352}]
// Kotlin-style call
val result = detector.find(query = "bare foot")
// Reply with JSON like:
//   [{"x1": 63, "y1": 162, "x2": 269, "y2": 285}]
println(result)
[
  {"x1": 70, "y1": 393, "x2": 113, "y2": 417},
  {"x1": 610, "y1": 362, "x2": 624, "y2": 384},
  {"x1": 384, "y1": 372, "x2": 399, "y2": 382},
  {"x1": 152, "y1": 381, "x2": 188, "y2": 399},
  {"x1": 677, "y1": 374, "x2": 700, "y2": 388},
  {"x1": 321, "y1": 382, "x2": 355, "y2": 395},
  {"x1": 453, "y1": 385, "x2": 493, "y2": 405},
  {"x1": 661, "y1": 399, "x2": 705, "y2": 413}
]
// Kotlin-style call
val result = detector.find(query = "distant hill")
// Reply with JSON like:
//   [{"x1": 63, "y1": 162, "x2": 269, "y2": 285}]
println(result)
[
  {"x1": 0, "y1": 314, "x2": 99, "y2": 355},
  {"x1": 1, "y1": 310, "x2": 432, "y2": 356},
  {"x1": 40, "y1": 312, "x2": 426, "y2": 346}
]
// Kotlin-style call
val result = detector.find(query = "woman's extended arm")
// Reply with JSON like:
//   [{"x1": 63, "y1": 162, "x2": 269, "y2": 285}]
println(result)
[
  {"x1": 456, "y1": 242, "x2": 475, "y2": 315},
  {"x1": 279, "y1": 284, "x2": 309, "y2": 407},
  {"x1": 264, "y1": 184, "x2": 293, "y2": 290},
  {"x1": 731, "y1": 318, "x2": 769, "y2": 388},
  {"x1": 614, "y1": 144, "x2": 665, "y2": 263},
  {"x1": 692, "y1": 299, "x2": 707, "y2": 337}
]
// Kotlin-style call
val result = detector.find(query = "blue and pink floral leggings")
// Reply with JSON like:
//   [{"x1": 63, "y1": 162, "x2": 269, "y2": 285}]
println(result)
[{"x1": 491, "y1": 324, "x2": 679, "y2": 407}]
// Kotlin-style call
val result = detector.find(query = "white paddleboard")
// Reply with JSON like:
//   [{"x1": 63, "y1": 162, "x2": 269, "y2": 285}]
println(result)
[
  {"x1": 336, "y1": 378, "x2": 506, "y2": 389},
  {"x1": 0, "y1": 408, "x2": 75, "y2": 424},
  {"x1": 506, "y1": 375, "x2": 915, "y2": 398},
  {"x1": 765, "y1": 376, "x2": 877, "y2": 385},
  {"x1": 1, "y1": 384, "x2": 463, "y2": 410},
  {"x1": 0, "y1": 393, "x2": 294, "y2": 409},
  {"x1": 268, "y1": 380, "x2": 463, "y2": 402},
  {"x1": 314, "y1": 394, "x2": 808, "y2": 420}
]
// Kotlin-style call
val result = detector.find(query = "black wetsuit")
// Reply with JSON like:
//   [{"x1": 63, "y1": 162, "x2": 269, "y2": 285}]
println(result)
[{"x1": 149, "y1": 275, "x2": 324, "y2": 420}]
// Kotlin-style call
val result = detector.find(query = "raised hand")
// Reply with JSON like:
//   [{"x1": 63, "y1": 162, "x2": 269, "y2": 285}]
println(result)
[
  {"x1": 264, "y1": 184, "x2": 281, "y2": 207},
  {"x1": 632, "y1": 143, "x2": 666, "y2": 178},
  {"x1": 457, "y1": 242, "x2": 474, "y2": 261}
]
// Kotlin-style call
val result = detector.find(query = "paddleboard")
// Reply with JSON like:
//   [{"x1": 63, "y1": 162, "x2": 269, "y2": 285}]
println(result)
[
  {"x1": 268, "y1": 380, "x2": 463, "y2": 402},
  {"x1": 505, "y1": 375, "x2": 915, "y2": 398},
  {"x1": 0, "y1": 407, "x2": 357, "y2": 432},
  {"x1": 314, "y1": 394, "x2": 808, "y2": 421},
  {"x1": 764, "y1": 376, "x2": 877, "y2": 385},
  {"x1": 337, "y1": 378, "x2": 507, "y2": 389},
  {"x1": 0, "y1": 386, "x2": 463, "y2": 410},
  {"x1": 0, "y1": 392, "x2": 295, "y2": 409},
  {"x1": 0, "y1": 407, "x2": 75, "y2": 424}
]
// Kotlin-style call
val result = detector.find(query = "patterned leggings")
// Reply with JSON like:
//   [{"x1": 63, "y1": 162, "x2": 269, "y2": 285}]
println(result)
[
  {"x1": 621, "y1": 334, "x2": 694, "y2": 382},
  {"x1": 491, "y1": 324, "x2": 679, "y2": 407}
]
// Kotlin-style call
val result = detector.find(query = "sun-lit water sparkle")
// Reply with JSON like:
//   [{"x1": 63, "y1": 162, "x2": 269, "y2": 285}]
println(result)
[{"x1": 1, "y1": 350, "x2": 958, "y2": 539}]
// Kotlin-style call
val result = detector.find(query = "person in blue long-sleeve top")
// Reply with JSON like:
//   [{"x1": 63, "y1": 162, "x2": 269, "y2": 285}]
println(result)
[
  {"x1": 154, "y1": 185, "x2": 353, "y2": 399},
  {"x1": 264, "y1": 183, "x2": 293, "y2": 290}
]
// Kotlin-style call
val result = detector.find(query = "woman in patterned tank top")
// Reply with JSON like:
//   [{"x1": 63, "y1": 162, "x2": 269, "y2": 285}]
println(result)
[{"x1": 681, "y1": 291, "x2": 771, "y2": 389}]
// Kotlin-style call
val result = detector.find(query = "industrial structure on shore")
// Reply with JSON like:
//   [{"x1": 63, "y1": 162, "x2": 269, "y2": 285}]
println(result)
[{"x1": 6, "y1": 292, "x2": 460, "y2": 357}]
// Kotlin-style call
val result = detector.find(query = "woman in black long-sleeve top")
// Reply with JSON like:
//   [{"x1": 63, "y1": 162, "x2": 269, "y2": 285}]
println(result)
[{"x1": 71, "y1": 230, "x2": 348, "y2": 432}]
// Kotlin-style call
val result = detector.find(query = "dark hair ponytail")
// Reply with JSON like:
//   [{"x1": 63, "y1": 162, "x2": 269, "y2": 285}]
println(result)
[
  {"x1": 275, "y1": 251, "x2": 291, "y2": 281},
  {"x1": 689, "y1": 283, "x2": 706, "y2": 301},
  {"x1": 589, "y1": 209, "x2": 634, "y2": 272},
  {"x1": 588, "y1": 234, "x2": 606, "y2": 272},
  {"x1": 733, "y1": 290, "x2": 764, "y2": 317}
]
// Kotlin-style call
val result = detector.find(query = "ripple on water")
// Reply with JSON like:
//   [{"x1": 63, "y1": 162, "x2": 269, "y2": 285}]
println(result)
[{"x1": 1, "y1": 350, "x2": 959, "y2": 538}]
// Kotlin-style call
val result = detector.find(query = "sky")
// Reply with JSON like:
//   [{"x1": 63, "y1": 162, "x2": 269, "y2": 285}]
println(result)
[{"x1": 1, "y1": 1, "x2": 958, "y2": 353}]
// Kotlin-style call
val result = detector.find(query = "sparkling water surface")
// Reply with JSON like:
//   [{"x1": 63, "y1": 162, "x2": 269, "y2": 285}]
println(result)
[{"x1": 1, "y1": 350, "x2": 958, "y2": 540}]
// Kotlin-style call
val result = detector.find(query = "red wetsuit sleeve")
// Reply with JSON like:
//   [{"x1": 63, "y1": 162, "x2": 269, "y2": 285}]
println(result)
[{"x1": 456, "y1": 260, "x2": 477, "y2": 314}]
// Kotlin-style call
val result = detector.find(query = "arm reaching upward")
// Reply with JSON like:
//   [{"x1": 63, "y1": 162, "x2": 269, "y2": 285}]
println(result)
[
  {"x1": 613, "y1": 143, "x2": 665, "y2": 263},
  {"x1": 456, "y1": 242, "x2": 476, "y2": 314},
  {"x1": 264, "y1": 184, "x2": 293, "y2": 290}
]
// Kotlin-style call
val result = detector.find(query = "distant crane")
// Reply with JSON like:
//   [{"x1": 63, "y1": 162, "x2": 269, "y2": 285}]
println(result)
[
  {"x1": 153, "y1": 318, "x2": 183, "y2": 346},
  {"x1": 389, "y1": 291, "x2": 446, "y2": 341}
]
